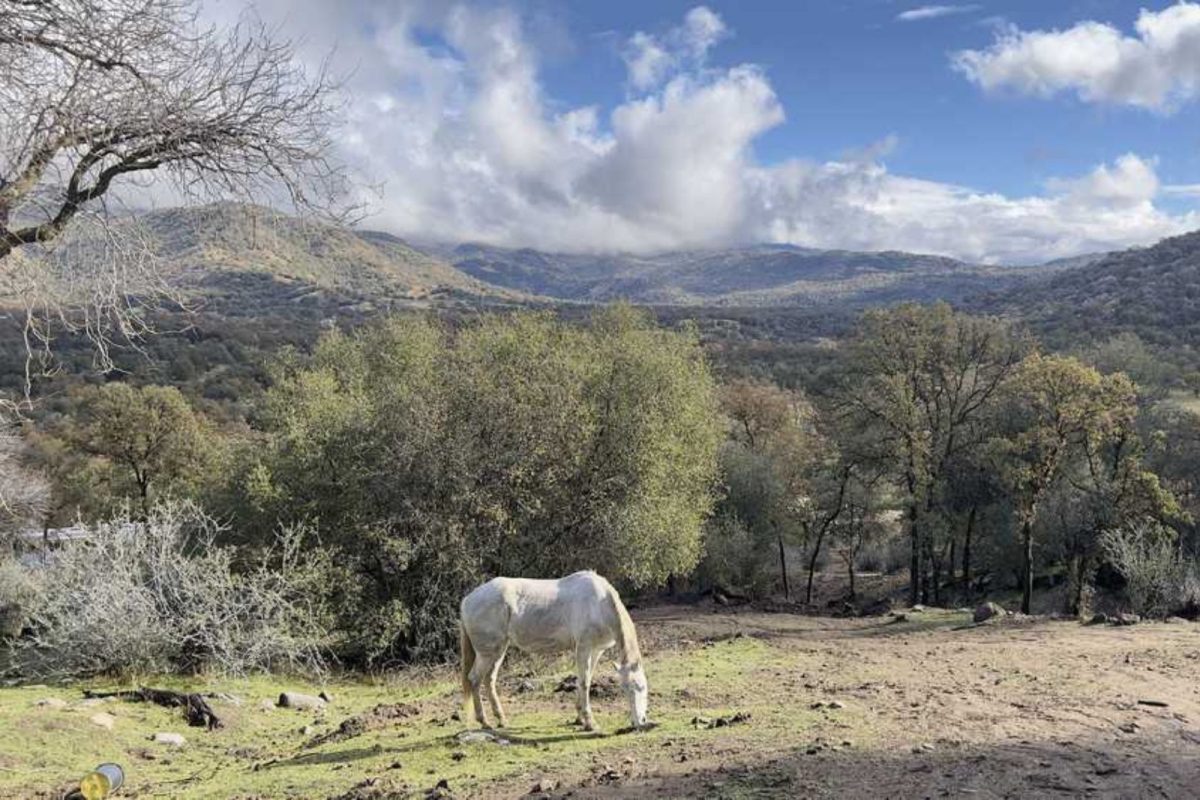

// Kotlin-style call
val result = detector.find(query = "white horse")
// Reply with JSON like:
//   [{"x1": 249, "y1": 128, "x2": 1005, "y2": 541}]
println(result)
[{"x1": 459, "y1": 570, "x2": 648, "y2": 732}]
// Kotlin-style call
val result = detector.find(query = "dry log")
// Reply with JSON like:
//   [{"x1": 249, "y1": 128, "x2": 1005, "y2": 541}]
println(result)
[{"x1": 83, "y1": 687, "x2": 223, "y2": 730}]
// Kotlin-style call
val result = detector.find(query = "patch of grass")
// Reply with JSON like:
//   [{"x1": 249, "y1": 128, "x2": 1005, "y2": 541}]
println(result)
[
  {"x1": 845, "y1": 608, "x2": 973, "y2": 638},
  {"x1": 0, "y1": 637, "x2": 829, "y2": 799}
]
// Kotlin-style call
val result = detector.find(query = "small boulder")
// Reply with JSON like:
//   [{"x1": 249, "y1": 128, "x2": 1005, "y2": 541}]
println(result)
[
  {"x1": 152, "y1": 732, "x2": 187, "y2": 747},
  {"x1": 34, "y1": 697, "x2": 67, "y2": 709},
  {"x1": 1114, "y1": 612, "x2": 1141, "y2": 626},
  {"x1": 974, "y1": 602, "x2": 1007, "y2": 623},
  {"x1": 1089, "y1": 613, "x2": 1110, "y2": 625},
  {"x1": 530, "y1": 778, "x2": 558, "y2": 794},
  {"x1": 89, "y1": 712, "x2": 116, "y2": 731}
]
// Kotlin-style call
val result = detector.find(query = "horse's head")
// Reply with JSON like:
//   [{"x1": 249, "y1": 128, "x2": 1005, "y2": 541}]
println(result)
[{"x1": 617, "y1": 660, "x2": 649, "y2": 728}]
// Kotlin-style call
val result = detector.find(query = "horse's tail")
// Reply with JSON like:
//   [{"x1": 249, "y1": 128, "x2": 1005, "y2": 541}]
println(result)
[
  {"x1": 607, "y1": 587, "x2": 642, "y2": 667},
  {"x1": 459, "y1": 622, "x2": 476, "y2": 703}
]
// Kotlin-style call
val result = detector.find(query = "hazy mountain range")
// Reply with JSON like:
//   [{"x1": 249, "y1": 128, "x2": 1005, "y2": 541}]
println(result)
[
  {"x1": 415, "y1": 240, "x2": 1064, "y2": 308},
  {"x1": 18, "y1": 203, "x2": 1199, "y2": 348},
  {"x1": 100, "y1": 202, "x2": 1086, "y2": 310}
]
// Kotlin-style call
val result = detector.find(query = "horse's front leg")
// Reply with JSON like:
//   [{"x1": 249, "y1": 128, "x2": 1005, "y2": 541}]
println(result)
[{"x1": 575, "y1": 644, "x2": 598, "y2": 732}]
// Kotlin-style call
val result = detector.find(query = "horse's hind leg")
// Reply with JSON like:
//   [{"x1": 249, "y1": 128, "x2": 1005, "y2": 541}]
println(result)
[
  {"x1": 469, "y1": 653, "x2": 494, "y2": 729},
  {"x1": 486, "y1": 645, "x2": 509, "y2": 728},
  {"x1": 575, "y1": 645, "x2": 598, "y2": 732}
]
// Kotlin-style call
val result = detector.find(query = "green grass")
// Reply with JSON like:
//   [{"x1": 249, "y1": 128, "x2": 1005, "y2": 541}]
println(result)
[{"x1": 0, "y1": 638, "x2": 820, "y2": 799}]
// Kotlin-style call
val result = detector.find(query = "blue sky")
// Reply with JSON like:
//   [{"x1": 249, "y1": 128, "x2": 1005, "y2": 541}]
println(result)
[
  {"x1": 540, "y1": 1, "x2": 1200, "y2": 202},
  {"x1": 218, "y1": 0, "x2": 1200, "y2": 262}
]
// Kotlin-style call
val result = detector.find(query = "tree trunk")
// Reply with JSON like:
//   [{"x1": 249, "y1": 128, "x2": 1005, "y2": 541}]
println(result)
[
  {"x1": 138, "y1": 477, "x2": 151, "y2": 520},
  {"x1": 908, "y1": 501, "x2": 921, "y2": 606},
  {"x1": 962, "y1": 506, "x2": 976, "y2": 591},
  {"x1": 848, "y1": 554, "x2": 856, "y2": 599},
  {"x1": 920, "y1": 533, "x2": 934, "y2": 605},
  {"x1": 778, "y1": 533, "x2": 790, "y2": 601},
  {"x1": 948, "y1": 537, "x2": 957, "y2": 587},
  {"x1": 1021, "y1": 515, "x2": 1034, "y2": 614},
  {"x1": 1067, "y1": 547, "x2": 1093, "y2": 618},
  {"x1": 805, "y1": 528, "x2": 827, "y2": 605}
]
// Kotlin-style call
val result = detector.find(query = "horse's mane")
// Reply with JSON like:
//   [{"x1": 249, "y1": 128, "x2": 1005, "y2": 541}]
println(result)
[{"x1": 607, "y1": 587, "x2": 642, "y2": 667}]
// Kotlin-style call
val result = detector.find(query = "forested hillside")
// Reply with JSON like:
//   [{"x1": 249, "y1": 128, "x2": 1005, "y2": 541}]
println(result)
[
  {"x1": 434, "y1": 241, "x2": 1049, "y2": 307},
  {"x1": 977, "y1": 231, "x2": 1200, "y2": 351}
]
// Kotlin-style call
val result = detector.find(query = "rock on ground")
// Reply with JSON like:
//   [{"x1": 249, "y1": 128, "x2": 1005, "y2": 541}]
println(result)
[
  {"x1": 974, "y1": 602, "x2": 1007, "y2": 623},
  {"x1": 152, "y1": 732, "x2": 187, "y2": 747},
  {"x1": 89, "y1": 712, "x2": 116, "y2": 730}
]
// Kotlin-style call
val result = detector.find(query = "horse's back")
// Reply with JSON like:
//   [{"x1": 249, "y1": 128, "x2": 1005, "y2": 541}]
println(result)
[{"x1": 460, "y1": 571, "x2": 618, "y2": 654}]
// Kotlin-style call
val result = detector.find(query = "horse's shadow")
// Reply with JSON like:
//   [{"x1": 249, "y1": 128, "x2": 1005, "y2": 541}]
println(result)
[{"x1": 257, "y1": 725, "x2": 614, "y2": 772}]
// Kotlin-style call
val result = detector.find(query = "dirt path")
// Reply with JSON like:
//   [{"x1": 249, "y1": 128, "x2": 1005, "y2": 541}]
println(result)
[{"x1": 487, "y1": 606, "x2": 1200, "y2": 799}]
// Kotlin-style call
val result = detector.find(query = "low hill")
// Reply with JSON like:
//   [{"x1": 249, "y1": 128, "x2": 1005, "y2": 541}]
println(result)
[{"x1": 126, "y1": 203, "x2": 506, "y2": 314}]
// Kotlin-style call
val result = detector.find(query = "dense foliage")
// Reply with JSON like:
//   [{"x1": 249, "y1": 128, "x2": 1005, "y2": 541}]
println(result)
[
  {"x1": 223, "y1": 306, "x2": 723, "y2": 663},
  {"x1": 4, "y1": 298, "x2": 1200, "y2": 677}
]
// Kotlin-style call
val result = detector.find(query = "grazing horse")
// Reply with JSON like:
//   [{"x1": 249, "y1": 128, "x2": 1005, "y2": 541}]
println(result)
[{"x1": 459, "y1": 570, "x2": 648, "y2": 732}]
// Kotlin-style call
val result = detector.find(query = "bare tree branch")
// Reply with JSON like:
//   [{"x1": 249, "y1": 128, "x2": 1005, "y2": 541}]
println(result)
[{"x1": 0, "y1": 0, "x2": 350, "y2": 416}]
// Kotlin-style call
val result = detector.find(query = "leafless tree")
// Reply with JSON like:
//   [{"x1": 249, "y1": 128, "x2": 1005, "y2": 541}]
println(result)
[{"x1": 0, "y1": 0, "x2": 348, "y2": 412}]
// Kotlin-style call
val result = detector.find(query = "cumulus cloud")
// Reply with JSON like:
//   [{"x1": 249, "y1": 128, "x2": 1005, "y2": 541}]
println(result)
[
  {"x1": 749, "y1": 153, "x2": 1195, "y2": 264},
  {"x1": 202, "y1": 0, "x2": 1198, "y2": 263},
  {"x1": 622, "y1": 6, "x2": 730, "y2": 89},
  {"x1": 897, "y1": 5, "x2": 981, "y2": 23},
  {"x1": 953, "y1": 3, "x2": 1200, "y2": 111}
]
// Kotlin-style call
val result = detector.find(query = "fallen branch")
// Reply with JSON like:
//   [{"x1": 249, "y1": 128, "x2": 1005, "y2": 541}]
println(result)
[{"x1": 82, "y1": 687, "x2": 223, "y2": 730}]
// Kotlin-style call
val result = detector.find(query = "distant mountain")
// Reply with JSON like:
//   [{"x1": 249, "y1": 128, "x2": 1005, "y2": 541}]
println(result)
[
  {"x1": 975, "y1": 231, "x2": 1200, "y2": 348},
  {"x1": 427, "y1": 241, "x2": 1047, "y2": 307}
]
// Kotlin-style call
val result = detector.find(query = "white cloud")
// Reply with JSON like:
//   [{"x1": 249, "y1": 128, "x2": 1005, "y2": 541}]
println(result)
[
  {"x1": 747, "y1": 152, "x2": 1196, "y2": 264},
  {"x1": 897, "y1": 5, "x2": 981, "y2": 23},
  {"x1": 198, "y1": 0, "x2": 1198, "y2": 263},
  {"x1": 621, "y1": 6, "x2": 729, "y2": 90},
  {"x1": 1163, "y1": 183, "x2": 1200, "y2": 198},
  {"x1": 953, "y1": 3, "x2": 1200, "y2": 111}
]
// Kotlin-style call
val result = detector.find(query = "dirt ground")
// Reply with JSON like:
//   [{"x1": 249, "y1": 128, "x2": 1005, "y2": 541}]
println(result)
[{"x1": 487, "y1": 604, "x2": 1200, "y2": 800}]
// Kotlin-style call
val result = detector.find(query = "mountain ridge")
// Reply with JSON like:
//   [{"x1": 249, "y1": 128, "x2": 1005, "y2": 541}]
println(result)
[{"x1": 420, "y1": 240, "x2": 1057, "y2": 307}]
